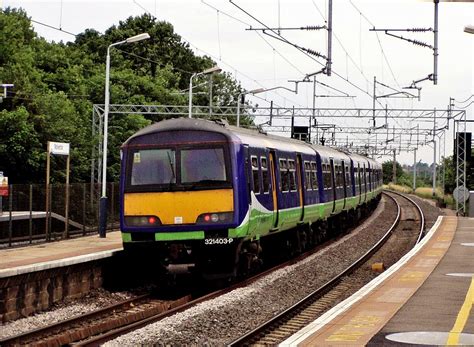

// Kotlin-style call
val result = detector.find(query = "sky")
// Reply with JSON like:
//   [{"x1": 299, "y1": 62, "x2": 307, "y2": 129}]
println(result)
[{"x1": 2, "y1": 0, "x2": 473, "y2": 165}]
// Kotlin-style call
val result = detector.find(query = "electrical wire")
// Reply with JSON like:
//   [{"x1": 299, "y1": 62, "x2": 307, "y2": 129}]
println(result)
[
  {"x1": 348, "y1": 0, "x2": 401, "y2": 89},
  {"x1": 230, "y1": 0, "x2": 383, "y2": 105},
  {"x1": 454, "y1": 101, "x2": 474, "y2": 109},
  {"x1": 30, "y1": 19, "x2": 77, "y2": 37},
  {"x1": 454, "y1": 94, "x2": 474, "y2": 104}
]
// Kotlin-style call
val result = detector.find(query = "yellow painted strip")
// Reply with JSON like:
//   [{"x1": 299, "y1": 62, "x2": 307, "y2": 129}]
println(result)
[
  {"x1": 124, "y1": 189, "x2": 233, "y2": 224},
  {"x1": 446, "y1": 276, "x2": 474, "y2": 345}
]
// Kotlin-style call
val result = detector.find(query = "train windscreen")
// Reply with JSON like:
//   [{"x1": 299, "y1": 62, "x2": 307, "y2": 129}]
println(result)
[
  {"x1": 127, "y1": 145, "x2": 231, "y2": 191},
  {"x1": 181, "y1": 148, "x2": 226, "y2": 183},
  {"x1": 131, "y1": 148, "x2": 176, "y2": 186}
]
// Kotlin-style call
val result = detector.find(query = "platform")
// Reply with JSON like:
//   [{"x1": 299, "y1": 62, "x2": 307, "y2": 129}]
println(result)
[
  {"x1": 281, "y1": 216, "x2": 474, "y2": 346},
  {"x1": 0, "y1": 231, "x2": 123, "y2": 278}
]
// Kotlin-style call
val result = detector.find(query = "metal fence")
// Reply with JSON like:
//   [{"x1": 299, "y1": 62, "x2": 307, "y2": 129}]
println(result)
[{"x1": 0, "y1": 183, "x2": 119, "y2": 248}]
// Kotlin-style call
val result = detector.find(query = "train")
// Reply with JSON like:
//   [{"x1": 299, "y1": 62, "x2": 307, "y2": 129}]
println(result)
[{"x1": 119, "y1": 118, "x2": 383, "y2": 279}]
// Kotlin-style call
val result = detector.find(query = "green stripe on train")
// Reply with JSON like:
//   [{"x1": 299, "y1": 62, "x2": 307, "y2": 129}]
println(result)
[{"x1": 155, "y1": 231, "x2": 205, "y2": 241}]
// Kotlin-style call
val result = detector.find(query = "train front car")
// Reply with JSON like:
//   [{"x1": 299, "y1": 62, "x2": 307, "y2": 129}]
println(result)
[{"x1": 119, "y1": 118, "x2": 247, "y2": 279}]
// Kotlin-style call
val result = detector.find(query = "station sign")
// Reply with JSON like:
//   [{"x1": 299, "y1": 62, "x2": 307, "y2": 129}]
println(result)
[{"x1": 49, "y1": 142, "x2": 70, "y2": 156}]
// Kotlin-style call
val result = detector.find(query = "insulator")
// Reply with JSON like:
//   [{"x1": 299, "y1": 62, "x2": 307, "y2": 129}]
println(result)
[
  {"x1": 412, "y1": 38, "x2": 430, "y2": 47},
  {"x1": 304, "y1": 47, "x2": 325, "y2": 58},
  {"x1": 305, "y1": 25, "x2": 326, "y2": 30}
]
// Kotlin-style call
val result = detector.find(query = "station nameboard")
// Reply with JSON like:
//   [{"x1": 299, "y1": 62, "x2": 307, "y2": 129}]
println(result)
[{"x1": 49, "y1": 142, "x2": 70, "y2": 156}]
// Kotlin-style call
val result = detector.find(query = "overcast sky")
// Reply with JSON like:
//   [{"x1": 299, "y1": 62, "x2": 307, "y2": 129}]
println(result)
[{"x1": 3, "y1": 0, "x2": 473, "y2": 164}]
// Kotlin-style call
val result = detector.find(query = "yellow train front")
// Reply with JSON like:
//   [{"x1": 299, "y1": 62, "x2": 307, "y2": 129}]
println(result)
[{"x1": 120, "y1": 118, "x2": 247, "y2": 278}]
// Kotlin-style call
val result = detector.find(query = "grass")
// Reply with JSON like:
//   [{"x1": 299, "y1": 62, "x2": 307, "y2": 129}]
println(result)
[
  {"x1": 384, "y1": 183, "x2": 454, "y2": 209},
  {"x1": 386, "y1": 183, "x2": 413, "y2": 194}
]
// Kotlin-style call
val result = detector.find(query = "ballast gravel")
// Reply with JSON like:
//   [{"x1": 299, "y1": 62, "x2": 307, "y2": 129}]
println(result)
[
  {"x1": 0, "y1": 289, "x2": 135, "y2": 339},
  {"x1": 106, "y1": 196, "x2": 432, "y2": 346}
]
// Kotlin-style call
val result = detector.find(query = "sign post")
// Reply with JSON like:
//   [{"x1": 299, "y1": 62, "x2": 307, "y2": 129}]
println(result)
[
  {"x1": 0, "y1": 171, "x2": 8, "y2": 215},
  {"x1": 45, "y1": 141, "x2": 71, "y2": 239}
]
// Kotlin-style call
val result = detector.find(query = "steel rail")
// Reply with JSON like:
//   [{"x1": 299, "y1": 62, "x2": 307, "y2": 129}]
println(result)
[
  {"x1": 0, "y1": 293, "x2": 152, "y2": 346},
  {"x1": 386, "y1": 190, "x2": 425, "y2": 244},
  {"x1": 228, "y1": 192, "x2": 402, "y2": 346},
  {"x1": 73, "y1": 240, "x2": 340, "y2": 346}
]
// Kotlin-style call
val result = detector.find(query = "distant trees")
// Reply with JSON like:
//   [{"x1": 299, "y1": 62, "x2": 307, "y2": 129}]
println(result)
[
  {"x1": 382, "y1": 156, "x2": 458, "y2": 194},
  {"x1": 0, "y1": 8, "x2": 249, "y2": 184}
]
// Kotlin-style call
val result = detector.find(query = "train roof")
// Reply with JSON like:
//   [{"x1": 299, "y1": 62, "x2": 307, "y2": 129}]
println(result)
[{"x1": 124, "y1": 118, "x2": 376, "y2": 164}]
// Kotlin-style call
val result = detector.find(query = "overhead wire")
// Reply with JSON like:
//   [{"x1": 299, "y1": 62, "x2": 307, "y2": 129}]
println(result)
[
  {"x1": 454, "y1": 94, "x2": 474, "y2": 104},
  {"x1": 229, "y1": 0, "x2": 386, "y2": 108},
  {"x1": 30, "y1": 19, "x2": 77, "y2": 37},
  {"x1": 348, "y1": 0, "x2": 401, "y2": 89}
]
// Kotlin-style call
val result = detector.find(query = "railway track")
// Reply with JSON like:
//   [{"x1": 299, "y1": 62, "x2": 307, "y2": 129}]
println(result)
[
  {"x1": 228, "y1": 190, "x2": 425, "y2": 346},
  {"x1": 0, "y1": 294, "x2": 191, "y2": 346},
  {"x1": 0, "y1": 241, "x2": 339, "y2": 346},
  {"x1": 0, "y1": 191, "x2": 423, "y2": 346}
]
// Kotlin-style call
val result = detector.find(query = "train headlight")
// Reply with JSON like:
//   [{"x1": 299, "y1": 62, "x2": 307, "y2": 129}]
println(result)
[
  {"x1": 196, "y1": 212, "x2": 233, "y2": 224},
  {"x1": 125, "y1": 215, "x2": 161, "y2": 227}
]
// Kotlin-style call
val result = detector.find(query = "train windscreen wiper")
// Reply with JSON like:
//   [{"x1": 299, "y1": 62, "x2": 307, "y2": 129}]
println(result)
[{"x1": 167, "y1": 151, "x2": 176, "y2": 185}]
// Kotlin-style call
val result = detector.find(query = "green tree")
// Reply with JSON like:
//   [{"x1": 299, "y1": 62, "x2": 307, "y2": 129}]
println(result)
[
  {"x1": 0, "y1": 8, "x2": 251, "y2": 183},
  {"x1": 382, "y1": 160, "x2": 405, "y2": 184},
  {"x1": 0, "y1": 107, "x2": 42, "y2": 182}
]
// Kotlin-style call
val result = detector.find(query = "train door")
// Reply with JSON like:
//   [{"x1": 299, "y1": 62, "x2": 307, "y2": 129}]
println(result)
[
  {"x1": 269, "y1": 151, "x2": 279, "y2": 229},
  {"x1": 329, "y1": 158, "x2": 336, "y2": 213},
  {"x1": 357, "y1": 162, "x2": 362, "y2": 204},
  {"x1": 243, "y1": 145, "x2": 251, "y2": 201},
  {"x1": 296, "y1": 154, "x2": 304, "y2": 221},
  {"x1": 341, "y1": 160, "x2": 347, "y2": 210},
  {"x1": 363, "y1": 163, "x2": 367, "y2": 202}
]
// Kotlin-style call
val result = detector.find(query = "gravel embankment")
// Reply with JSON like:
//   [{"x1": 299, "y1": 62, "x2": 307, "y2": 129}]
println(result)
[{"x1": 106, "y1": 196, "x2": 423, "y2": 346}]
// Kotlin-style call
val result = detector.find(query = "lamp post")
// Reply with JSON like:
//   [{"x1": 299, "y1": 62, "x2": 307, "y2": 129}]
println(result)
[
  {"x1": 188, "y1": 66, "x2": 221, "y2": 118},
  {"x1": 237, "y1": 85, "x2": 297, "y2": 127},
  {"x1": 99, "y1": 32, "x2": 150, "y2": 238}
]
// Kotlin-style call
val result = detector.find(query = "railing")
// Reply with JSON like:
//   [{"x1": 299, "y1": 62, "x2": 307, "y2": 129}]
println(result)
[{"x1": 0, "y1": 183, "x2": 119, "y2": 248}]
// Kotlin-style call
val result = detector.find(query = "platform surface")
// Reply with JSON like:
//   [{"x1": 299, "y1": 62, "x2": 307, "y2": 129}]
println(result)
[
  {"x1": 0, "y1": 231, "x2": 123, "y2": 278},
  {"x1": 282, "y1": 216, "x2": 474, "y2": 346}
]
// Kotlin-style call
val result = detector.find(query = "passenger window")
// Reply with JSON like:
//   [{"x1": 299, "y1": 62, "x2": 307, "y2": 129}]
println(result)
[
  {"x1": 304, "y1": 161, "x2": 312, "y2": 190},
  {"x1": 323, "y1": 163, "x2": 331, "y2": 188},
  {"x1": 288, "y1": 159, "x2": 296, "y2": 191},
  {"x1": 311, "y1": 162, "x2": 318, "y2": 190},
  {"x1": 279, "y1": 159, "x2": 289, "y2": 192},
  {"x1": 335, "y1": 165, "x2": 341, "y2": 188},
  {"x1": 251, "y1": 156, "x2": 260, "y2": 194},
  {"x1": 261, "y1": 156, "x2": 269, "y2": 193},
  {"x1": 345, "y1": 165, "x2": 350, "y2": 187}
]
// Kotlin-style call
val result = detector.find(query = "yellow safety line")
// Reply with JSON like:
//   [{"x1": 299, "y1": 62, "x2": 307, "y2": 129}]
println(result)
[{"x1": 446, "y1": 276, "x2": 474, "y2": 345}]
